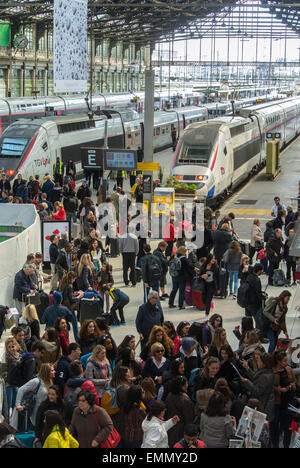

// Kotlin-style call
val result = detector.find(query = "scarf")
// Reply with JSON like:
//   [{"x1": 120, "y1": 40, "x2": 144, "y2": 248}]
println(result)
[{"x1": 90, "y1": 358, "x2": 109, "y2": 379}]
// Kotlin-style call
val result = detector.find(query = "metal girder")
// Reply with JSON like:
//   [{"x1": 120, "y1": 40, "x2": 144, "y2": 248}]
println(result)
[{"x1": 0, "y1": 0, "x2": 300, "y2": 44}]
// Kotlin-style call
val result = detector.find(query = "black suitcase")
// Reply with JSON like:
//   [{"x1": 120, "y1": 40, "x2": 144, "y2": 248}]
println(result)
[
  {"x1": 135, "y1": 267, "x2": 142, "y2": 283},
  {"x1": 79, "y1": 298, "x2": 103, "y2": 325},
  {"x1": 218, "y1": 265, "x2": 229, "y2": 298},
  {"x1": 240, "y1": 240, "x2": 250, "y2": 256}
]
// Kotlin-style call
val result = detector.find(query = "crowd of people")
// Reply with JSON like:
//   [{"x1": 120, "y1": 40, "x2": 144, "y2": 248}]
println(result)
[{"x1": 0, "y1": 162, "x2": 300, "y2": 449}]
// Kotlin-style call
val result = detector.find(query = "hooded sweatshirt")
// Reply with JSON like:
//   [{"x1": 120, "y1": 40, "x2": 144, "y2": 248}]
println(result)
[
  {"x1": 141, "y1": 416, "x2": 175, "y2": 448},
  {"x1": 40, "y1": 339, "x2": 62, "y2": 367},
  {"x1": 64, "y1": 376, "x2": 99, "y2": 406}
]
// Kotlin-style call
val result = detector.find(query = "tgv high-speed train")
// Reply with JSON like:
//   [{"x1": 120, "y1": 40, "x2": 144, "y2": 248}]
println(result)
[
  {"x1": 0, "y1": 90, "x2": 204, "y2": 136},
  {"x1": 0, "y1": 105, "x2": 209, "y2": 181},
  {"x1": 171, "y1": 97, "x2": 300, "y2": 205}
]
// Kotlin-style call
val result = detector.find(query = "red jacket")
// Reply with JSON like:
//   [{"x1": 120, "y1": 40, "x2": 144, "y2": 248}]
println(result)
[
  {"x1": 172, "y1": 336, "x2": 181, "y2": 355},
  {"x1": 163, "y1": 222, "x2": 175, "y2": 242},
  {"x1": 59, "y1": 331, "x2": 70, "y2": 356},
  {"x1": 53, "y1": 208, "x2": 66, "y2": 220}
]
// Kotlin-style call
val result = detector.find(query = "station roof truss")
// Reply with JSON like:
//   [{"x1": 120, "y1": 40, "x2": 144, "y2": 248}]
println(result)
[{"x1": 0, "y1": 0, "x2": 300, "y2": 44}]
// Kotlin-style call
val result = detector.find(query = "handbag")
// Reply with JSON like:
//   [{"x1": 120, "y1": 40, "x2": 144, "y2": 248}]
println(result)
[
  {"x1": 20, "y1": 379, "x2": 41, "y2": 417},
  {"x1": 254, "y1": 241, "x2": 264, "y2": 251},
  {"x1": 94, "y1": 411, "x2": 121, "y2": 448}
]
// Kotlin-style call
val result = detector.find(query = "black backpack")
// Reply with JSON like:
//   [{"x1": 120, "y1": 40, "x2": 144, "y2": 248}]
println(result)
[
  {"x1": 147, "y1": 256, "x2": 161, "y2": 283},
  {"x1": 237, "y1": 281, "x2": 250, "y2": 308},
  {"x1": 7, "y1": 360, "x2": 25, "y2": 387}
]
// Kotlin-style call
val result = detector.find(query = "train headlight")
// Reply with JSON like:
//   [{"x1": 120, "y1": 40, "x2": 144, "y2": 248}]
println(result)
[
  {"x1": 176, "y1": 175, "x2": 183, "y2": 180},
  {"x1": 7, "y1": 170, "x2": 14, "y2": 176},
  {"x1": 196, "y1": 175, "x2": 208, "y2": 181}
]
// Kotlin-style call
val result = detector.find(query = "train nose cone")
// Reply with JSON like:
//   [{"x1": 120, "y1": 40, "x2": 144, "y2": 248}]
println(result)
[{"x1": 195, "y1": 183, "x2": 208, "y2": 201}]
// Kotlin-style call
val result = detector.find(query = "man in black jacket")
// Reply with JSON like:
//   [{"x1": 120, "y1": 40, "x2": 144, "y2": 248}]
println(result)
[
  {"x1": 141, "y1": 244, "x2": 162, "y2": 303},
  {"x1": 245, "y1": 263, "x2": 264, "y2": 319},
  {"x1": 21, "y1": 341, "x2": 46, "y2": 384},
  {"x1": 54, "y1": 343, "x2": 81, "y2": 394},
  {"x1": 77, "y1": 180, "x2": 91, "y2": 202},
  {"x1": 49, "y1": 234, "x2": 59, "y2": 291},
  {"x1": 153, "y1": 241, "x2": 169, "y2": 300},
  {"x1": 135, "y1": 291, "x2": 164, "y2": 350},
  {"x1": 0, "y1": 173, "x2": 11, "y2": 196},
  {"x1": 266, "y1": 228, "x2": 283, "y2": 285},
  {"x1": 212, "y1": 223, "x2": 232, "y2": 264}
]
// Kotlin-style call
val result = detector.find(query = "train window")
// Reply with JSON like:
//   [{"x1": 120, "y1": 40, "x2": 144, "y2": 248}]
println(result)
[
  {"x1": 156, "y1": 128, "x2": 160, "y2": 136},
  {"x1": 162, "y1": 129, "x2": 165, "y2": 134},
  {"x1": 135, "y1": 132, "x2": 139, "y2": 137},
  {"x1": 127, "y1": 133, "x2": 131, "y2": 139},
  {"x1": 166, "y1": 127, "x2": 170, "y2": 133},
  {"x1": 42, "y1": 142, "x2": 48, "y2": 151},
  {"x1": 153, "y1": 129, "x2": 156, "y2": 136},
  {"x1": 57, "y1": 120, "x2": 95, "y2": 133},
  {"x1": 230, "y1": 124, "x2": 245, "y2": 138}
]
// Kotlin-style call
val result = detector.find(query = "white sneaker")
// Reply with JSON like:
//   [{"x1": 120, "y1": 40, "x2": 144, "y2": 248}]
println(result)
[{"x1": 232, "y1": 294, "x2": 237, "y2": 300}]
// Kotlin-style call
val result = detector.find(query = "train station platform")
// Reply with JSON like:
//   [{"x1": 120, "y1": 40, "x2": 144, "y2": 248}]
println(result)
[{"x1": 1, "y1": 138, "x2": 300, "y2": 359}]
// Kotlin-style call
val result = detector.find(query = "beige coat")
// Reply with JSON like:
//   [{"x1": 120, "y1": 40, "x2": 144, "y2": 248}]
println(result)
[{"x1": 250, "y1": 224, "x2": 264, "y2": 247}]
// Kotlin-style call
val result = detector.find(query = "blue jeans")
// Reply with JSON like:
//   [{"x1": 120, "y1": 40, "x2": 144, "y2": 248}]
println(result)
[
  {"x1": 267, "y1": 327, "x2": 278, "y2": 353},
  {"x1": 6, "y1": 386, "x2": 18, "y2": 422},
  {"x1": 144, "y1": 282, "x2": 160, "y2": 303},
  {"x1": 169, "y1": 276, "x2": 186, "y2": 308},
  {"x1": 228, "y1": 270, "x2": 239, "y2": 295}
]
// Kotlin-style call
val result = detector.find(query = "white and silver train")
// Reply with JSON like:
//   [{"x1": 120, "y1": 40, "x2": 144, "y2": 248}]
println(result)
[
  {"x1": 172, "y1": 97, "x2": 300, "y2": 205},
  {"x1": 0, "y1": 105, "x2": 209, "y2": 181},
  {"x1": 0, "y1": 89, "x2": 205, "y2": 136}
]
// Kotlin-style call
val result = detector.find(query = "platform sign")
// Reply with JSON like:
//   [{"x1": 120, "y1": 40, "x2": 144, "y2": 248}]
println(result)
[
  {"x1": 137, "y1": 162, "x2": 159, "y2": 172},
  {"x1": 104, "y1": 149, "x2": 137, "y2": 171},
  {"x1": 81, "y1": 147, "x2": 104, "y2": 170}
]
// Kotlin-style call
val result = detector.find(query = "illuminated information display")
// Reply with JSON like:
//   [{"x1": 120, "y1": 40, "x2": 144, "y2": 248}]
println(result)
[{"x1": 104, "y1": 149, "x2": 137, "y2": 171}]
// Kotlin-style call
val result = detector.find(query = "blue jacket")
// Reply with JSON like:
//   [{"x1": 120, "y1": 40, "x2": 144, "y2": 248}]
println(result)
[
  {"x1": 15, "y1": 184, "x2": 28, "y2": 203},
  {"x1": 41, "y1": 304, "x2": 79, "y2": 341},
  {"x1": 53, "y1": 355, "x2": 72, "y2": 393},
  {"x1": 109, "y1": 288, "x2": 129, "y2": 304},
  {"x1": 42, "y1": 180, "x2": 54, "y2": 197},
  {"x1": 13, "y1": 269, "x2": 35, "y2": 301},
  {"x1": 135, "y1": 300, "x2": 164, "y2": 341}
]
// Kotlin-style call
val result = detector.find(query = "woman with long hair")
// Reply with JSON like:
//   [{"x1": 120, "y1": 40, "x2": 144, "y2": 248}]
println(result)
[
  {"x1": 239, "y1": 330, "x2": 261, "y2": 361},
  {"x1": 76, "y1": 253, "x2": 93, "y2": 291},
  {"x1": 54, "y1": 317, "x2": 69, "y2": 356},
  {"x1": 13, "y1": 363, "x2": 55, "y2": 429},
  {"x1": 97, "y1": 262, "x2": 114, "y2": 315},
  {"x1": 142, "y1": 343, "x2": 171, "y2": 396},
  {"x1": 161, "y1": 358, "x2": 185, "y2": 401},
  {"x1": 141, "y1": 378, "x2": 157, "y2": 412},
  {"x1": 40, "y1": 327, "x2": 62, "y2": 367},
  {"x1": 176, "y1": 321, "x2": 190, "y2": 339},
  {"x1": 78, "y1": 320, "x2": 103, "y2": 356},
  {"x1": 194, "y1": 357, "x2": 220, "y2": 394},
  {"x1": 163, "y1": 321, "x2": 181, "y2": 355},
  {"x1": 117, "y1": 334, "x2": 136, "y2": 357},
  {"x1": 208, "y1": 328, "x2": 228, "y2": 358},
  {"x1": 122, "y1": 385, "x2": 147, "y2": 448},
  {"x1": 114, "y1": 347, "x2": 142, "y2": 384},
  {"x1": 99, "y1": 335, "x2": 118, "y2": 372},
  {"x1": 140, "y1": 325, "x2": 174, "y2": 361},
  {"x1": 53, "y1": 201, "x2": 66, "y2": 221},
  {"x1": 223, "y1": 240, "x2": 243, "y2": 299},
  {"x1": 60, "y1": 271, "x2": 80, "y2": 313},
  {"x1": 85, "y1": 345, "x2": 111, "y2": 398},
  {"x1": 108, "y1": 366, "x2": 132, "y2": 440},
  {"x1": 141, "y1": 400, "x2": 179, "y2": 448},
  {"x1": 233, "y1": 316, "x2": 254, "y2": 347},
  {"x1": 35, "y1": 384, "x2": 66, "y2": 446},
  {"x1": 250, "y1": 218, "x2": 264, "y2": 263},
  {"x1": 3, "y1": 337, "x2": 21, "y2": 421},
  {"x1": 21, "y1": 303, "x2": 40, "y2": 342},
  {"x1": 200, "y1": 391, "x2": 236, "y2": 448},
  {"x1": 199, "y1": 254, "x2": 220, "y2": 316},
  {"x1": 202, "y1": 314, "x2": 223, "y2": 348},
  {"x1": 263, "y1": 290, "x2": 291, "y2": 353},
  {"x1": 270, "y1": 350, "x2": 296, "y2": 448},
  {"x1": 165, "y1": 375, "x2": 195, "y2": 447},
  {"x1": 217, "y1": 344, "x2": 242, "y2": 396}
]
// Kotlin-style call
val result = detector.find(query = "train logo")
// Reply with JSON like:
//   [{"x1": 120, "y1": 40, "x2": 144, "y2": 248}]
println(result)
[{"x1": 34, "y1": 157, "x2": 51, "y2": 167}]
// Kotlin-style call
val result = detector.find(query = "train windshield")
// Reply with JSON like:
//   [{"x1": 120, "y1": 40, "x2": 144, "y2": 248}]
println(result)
[
  {"x1": 0, "y1": 124, "x2": 36, "y2": 158},
  {"x1": 176, "y1": 124, "x2": 221, "y2": 165}
]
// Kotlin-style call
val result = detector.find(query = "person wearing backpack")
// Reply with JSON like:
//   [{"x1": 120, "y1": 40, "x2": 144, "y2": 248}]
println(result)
[
  {"x1": 103, "y1": 286, "x2": 129, "y2": 326},
  {"x1": 135, "y1": 291, "x2": 164, "y2": 351},
  {"x1": 262, "y1": 290, "x2": 291, "y2": 353},
  {"x1": 243, "y1": 263, "x2": 264, "y2": 322},
  {"x1": 141, "y1": 244, "x2": 162, "y2": 303},
  {"x1": 63, "y1": 360, "x2": 99, "y2": 424},
  {"x1": 169, "y1": 246, "x2": 196, "y2": 310},
  {"x1": 11, "y1": 363, "x2": 55, "y2": 430},
  {"x1": 266, "y1": 228, "x2": 283, "y2": 286}
]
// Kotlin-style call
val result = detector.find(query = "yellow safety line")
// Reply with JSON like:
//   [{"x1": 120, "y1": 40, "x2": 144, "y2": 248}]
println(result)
[{"x1": 227, "y1": 208, "x2": 271, "y2": 216}]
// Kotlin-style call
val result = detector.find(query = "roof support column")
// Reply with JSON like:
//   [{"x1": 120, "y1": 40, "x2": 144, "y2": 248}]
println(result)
[{"x1": 143, "y1": 43, "x2": 154, "y2": 211}]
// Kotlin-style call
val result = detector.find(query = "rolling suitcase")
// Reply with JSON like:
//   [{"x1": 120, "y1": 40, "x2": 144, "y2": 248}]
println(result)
[
  {"x1": 79, "y1": 298, "x2": 103, "y2": 325},
  {"x1": 191, "y1": 276, "x2": 206, "y2": 310},
  {"x1": 15, "y1": 410, "x2": 35, "y2": 448}
]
